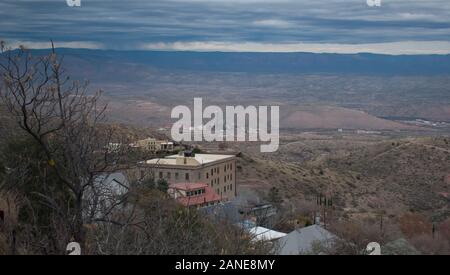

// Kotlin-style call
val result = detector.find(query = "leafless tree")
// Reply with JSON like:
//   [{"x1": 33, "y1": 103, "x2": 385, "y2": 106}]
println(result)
[
  {"x1": 0, "y1": 42, "x2": 126, "y2": 252},
  {"x1": 88, "y1": 184, "x2": 272, "y2": 255},
  {"x1": 0, "y1": 42, "x2": 273, "y2": 255}
]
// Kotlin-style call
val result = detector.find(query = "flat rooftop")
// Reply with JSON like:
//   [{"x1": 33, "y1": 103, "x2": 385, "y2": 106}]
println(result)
[{"x1": 145, "y1": 153, "x2": 235, "y2": 166}]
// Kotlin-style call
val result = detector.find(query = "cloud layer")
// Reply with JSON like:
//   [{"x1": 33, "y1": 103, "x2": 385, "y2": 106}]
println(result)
[
  {"x1": 1, "y1": 0, "x2": 449, "y2": 54},
  {"x1": 140, "y1": 41, "x2": 450, "y2": 55}
]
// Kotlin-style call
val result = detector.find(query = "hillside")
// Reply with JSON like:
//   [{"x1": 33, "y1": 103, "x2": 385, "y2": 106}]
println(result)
[
  {"x1": 280, "y1": 105, "x2": 420, "y2": 130},
  {"x1": 236, "y1": 136, "x2": 450, "y2": 222}
]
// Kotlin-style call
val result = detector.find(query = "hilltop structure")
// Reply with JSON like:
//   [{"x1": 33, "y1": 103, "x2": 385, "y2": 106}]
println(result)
[
  {"x1": 140, "y1": 152, "x2": 237, "y2": 200},
  {"x1": 132, "y1": 137, "x2": 174, "y2": 152}
]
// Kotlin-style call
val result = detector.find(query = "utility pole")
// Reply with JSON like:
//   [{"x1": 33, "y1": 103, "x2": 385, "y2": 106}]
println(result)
[
  {"x1": 432, "y1": 223, "x2": 436, "y2": 239},
  {"x1": 11, "y1": 229, "x2": 16, "y2": 255}
]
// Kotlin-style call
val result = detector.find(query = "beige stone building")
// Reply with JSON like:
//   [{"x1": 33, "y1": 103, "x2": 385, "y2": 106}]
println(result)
[
  {"x1": 139, "y1": 152, "x2": 237, "y2": 200},
  {"x1": 134, "y1": 138, "x2": 174, "y2": 152}
]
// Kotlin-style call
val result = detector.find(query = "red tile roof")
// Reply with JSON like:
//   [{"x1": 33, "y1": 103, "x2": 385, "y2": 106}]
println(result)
[
  {"x1": 169, "y1": 182, "x2": 221, "y2": 207},
  {"x1": 169, "y1": 182, "x2": 209, "y2": 191}
]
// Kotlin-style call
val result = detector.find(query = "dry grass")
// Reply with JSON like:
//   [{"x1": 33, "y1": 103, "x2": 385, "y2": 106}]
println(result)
[{"x1": 236, "y1": 135, "x2": 450, "y2": 223}]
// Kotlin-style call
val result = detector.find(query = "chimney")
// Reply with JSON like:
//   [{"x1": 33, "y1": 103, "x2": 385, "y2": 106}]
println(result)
[
  {"x1": 315, "y1": 216, "x2": 321, "y2": 225},
  {"x1": 295, "y1": 219, "x2": 302, "y2": 230}
]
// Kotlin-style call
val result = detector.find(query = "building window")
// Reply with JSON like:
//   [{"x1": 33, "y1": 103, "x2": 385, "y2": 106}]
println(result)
[
  {"x1": 230, "y1": 184, "x2": 233, "y2": 191},
  {"x1": 230, "y1": 164, "x2": 233, "y2": 170},
  {"x1": 224, "y1": 176, "x2": 226, "y2": 182},
  {"x1": 230, "y1": 174, "x2": 232, "y2": 180},
  {"x1": 211, "y1": 180, "x2": 213, "y2": 186},
  {"x1": 211, "y1": 168, "x2": 213, "y2": 176},
  {"x1": 167, "y1": 172, "x2": 171, "y2": 179},
  {"x1": 224, "y1": 186, "x2": 226, "y2": 192},
  {"x1": 185, "y1": 173, "x2": 189, "y2": 181},
  {"x1": 175, "y1": 173, "x2": 179, "y2": 180},
  {"x1": 206, "y1": 172, "x2": 209, "y2": 179},
  {"x1": 198, "y1": 172, "x2": 201, "y2": 179},
  {"x1": 159, "y1": 172, "x2": 163, "y2": 179}
]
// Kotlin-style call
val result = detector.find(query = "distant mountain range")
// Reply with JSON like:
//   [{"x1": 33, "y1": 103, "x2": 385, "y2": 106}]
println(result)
[{"x1": 21, "y1": 48, "x2": 450, "y2": 75}]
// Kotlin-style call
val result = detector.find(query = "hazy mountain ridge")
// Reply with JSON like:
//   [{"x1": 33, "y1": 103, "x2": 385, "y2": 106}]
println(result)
[{"x1": 22, "y1": 48, "x2": 450, "y2": 75}]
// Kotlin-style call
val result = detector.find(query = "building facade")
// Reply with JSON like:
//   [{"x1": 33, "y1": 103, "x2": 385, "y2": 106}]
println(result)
[
  {"x1": 134, "y1": 138, "x2": 174, "y2": 152},
  {"x1": 139, "y1": 152, "x2": 237, "y2": 200},
  {"x1": 168, "y1": 182, "x2": 221, "y2": 208}
]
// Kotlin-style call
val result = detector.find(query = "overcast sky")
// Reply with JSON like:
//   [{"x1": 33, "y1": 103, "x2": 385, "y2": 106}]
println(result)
[{"x1": 1, "y1": 0, "x2": 450, "y2": 54}]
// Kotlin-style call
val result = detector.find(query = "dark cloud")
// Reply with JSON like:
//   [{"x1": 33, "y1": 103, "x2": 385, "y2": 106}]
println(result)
[{"x1": 1, "y1": 0, "x2": 449, "y2": 52}]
